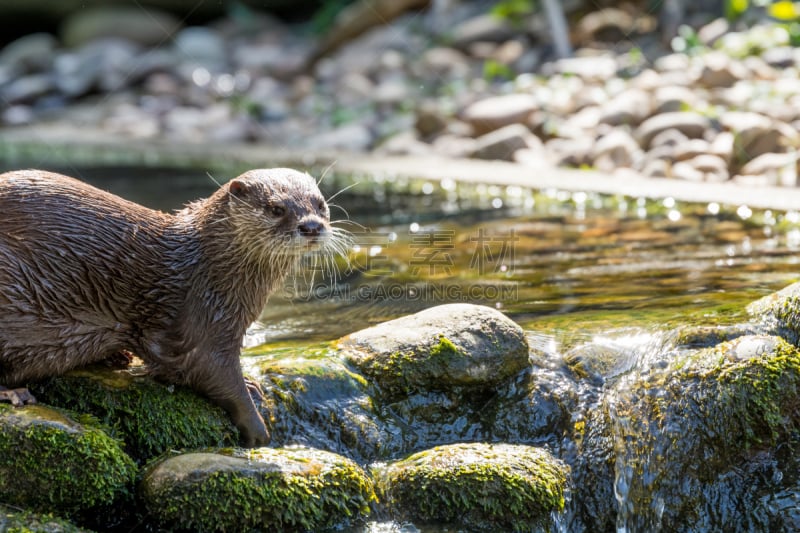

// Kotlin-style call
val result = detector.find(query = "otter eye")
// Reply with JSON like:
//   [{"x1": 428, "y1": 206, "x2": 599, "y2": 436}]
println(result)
[
  {"x1": 269, "y1": 205, "x2": 286, "y2": 217},
  {"x1": 317, "y1": 200, "x2": 326, "y2": 211}
]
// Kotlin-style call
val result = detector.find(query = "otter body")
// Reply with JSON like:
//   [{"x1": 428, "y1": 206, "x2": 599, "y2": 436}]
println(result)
[{"x1": 0, "y1": 169, "x2": 333, "y2": 446}]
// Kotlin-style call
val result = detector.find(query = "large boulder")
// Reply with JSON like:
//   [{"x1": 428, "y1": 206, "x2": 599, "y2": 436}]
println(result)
[
  {"x1": 594, "y1": 335, "x2": 800, "y2": 530},
  {"x1": 339, "y1": 303, "x2": 530, "y2": 400}
]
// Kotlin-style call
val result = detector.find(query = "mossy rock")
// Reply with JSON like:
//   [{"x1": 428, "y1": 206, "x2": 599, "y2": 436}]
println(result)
[
  {"x1": 747, "y1": 281, "x2": 800, "y2": 345},
  {"x1": 0, "y1": 404, "x2": 136, "y2": 517},
  {"x1": 377, "y1": 442, "x2": 569, "y2": 532},
  {"x1": 602, "y1": 335, "x2": 800, "y2": 529},
  {"x1": 140, "y1": 446, "x2": 376, "y2": 532},
  {"x1": 339, "y1": 303, "x2": 529, "y2": 399},
  {"x1": 28, "y1": 364, "x2": 237, "y2": 463},
  {"x1": 0, "y1": 505, "x2": 90, "y2": 532}
]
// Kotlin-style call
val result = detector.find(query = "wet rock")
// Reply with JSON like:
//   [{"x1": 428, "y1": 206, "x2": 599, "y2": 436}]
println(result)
[
  {"x1": 470, "y1": 123, "x2": 539, "y2": 161},
  {"x1": 634, "y1": 112, "x2": 711, "y2": 148},
  {"x1": 141, "y1": 447, "x2": 375, "y2": 532},
  {"x1": 460, "y1": 93, "x2": 537, "y2": 135},
  {"x1": 489, "y1": 364, "x2": 581, "y2": 444},
  {"x1": 377, "y1": 442, "x2": 568, "y2": 531},
  {"x1": 257, "y1": 347, "x2": 392, "y2": 461},
  {"x1": 60, "y1": 6, "x2": 182, "y2": 48},
  {"x1": 29, "y1": 365, "x2": 237, "y2": 463},
  {"x1": 339, "y1": 303, "x2": 529, "y2": 400},
  {"x1": 603, "y1": 335, "x2": 800, "y2": 530},
  {"x1": 0, "y1": 404, "x2": 136, "y2": 516},
  {"x1": 0, "y1": 32, "x2": 58, "y2": 73}
]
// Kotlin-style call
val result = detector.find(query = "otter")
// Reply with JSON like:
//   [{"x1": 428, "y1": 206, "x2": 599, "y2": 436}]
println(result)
[{"x1": 0, "y1": 168, "x2": 341, "y2": 447}]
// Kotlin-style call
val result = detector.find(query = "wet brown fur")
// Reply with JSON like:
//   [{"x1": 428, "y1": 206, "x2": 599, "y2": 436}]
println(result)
[{"x1": 0, "y1": 168, "x2": 332, "y2": 446}]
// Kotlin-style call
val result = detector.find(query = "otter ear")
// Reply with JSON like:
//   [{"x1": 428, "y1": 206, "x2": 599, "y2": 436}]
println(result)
[{"x1": 228, "y1": 179, "x2": 248, "y2": 197}]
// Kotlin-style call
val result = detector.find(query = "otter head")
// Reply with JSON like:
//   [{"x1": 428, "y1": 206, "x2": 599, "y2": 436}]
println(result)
[{"x1": 224, "y1": 168, "x2": 331, "y2": 262}]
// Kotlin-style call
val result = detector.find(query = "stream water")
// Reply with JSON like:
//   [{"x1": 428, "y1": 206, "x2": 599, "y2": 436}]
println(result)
[{"x1": 14, "y1": 165, "x2": 800, "y2": 531}]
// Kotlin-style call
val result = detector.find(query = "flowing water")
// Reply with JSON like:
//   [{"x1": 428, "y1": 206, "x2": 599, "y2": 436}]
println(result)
[{"x1": 15, "y1": 166, "x2": 800, "y2": 531}]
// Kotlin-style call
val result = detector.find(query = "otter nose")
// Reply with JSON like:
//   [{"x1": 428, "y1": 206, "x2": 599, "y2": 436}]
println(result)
[{"x1": 298, "y1": 221, "x2": 323, "y2": 238}]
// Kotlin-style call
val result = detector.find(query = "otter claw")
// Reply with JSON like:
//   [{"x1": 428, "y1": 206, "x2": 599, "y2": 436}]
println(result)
[
  {"x1": 0, "y1": 386, "x2": 37, "y2": 407},
  {"x1": 243, "y1": 377, "x2": 265, "y2": 403}
]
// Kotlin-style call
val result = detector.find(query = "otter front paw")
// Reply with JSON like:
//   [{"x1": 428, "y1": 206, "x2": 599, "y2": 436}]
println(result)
[
  {"x1": 239, "y1": 415, "x2": 270, "y2": 448},
  {"x1": 0, "y1": 386, "x2": 37, "y2": 407}
]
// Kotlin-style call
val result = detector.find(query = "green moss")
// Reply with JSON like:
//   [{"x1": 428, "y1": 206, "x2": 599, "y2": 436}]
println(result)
[
  {"x1": 378, "y1": 443, "x2": 568, "y2": 532},
  {"x1": 142, "y1": 447, "x2": 376, "y2": 532},
  {"x1": 670, "y1": 336, "x2": 800, "y2": 451},
  {"x1": 28, "y1": 367, "x2": 237, "y2": 463},
  {"x1": 0, "y1": 404, "x2": 136, "y2": 517},
  {"x1": 0, "y1": 504, "x2": 90, "y2": 533},
  {"x1": 429, "y1": 335, "x2": 464, "y2": 359},
  {"x1": 358, "y1": 335, "x2": 474, "y2": 398}
]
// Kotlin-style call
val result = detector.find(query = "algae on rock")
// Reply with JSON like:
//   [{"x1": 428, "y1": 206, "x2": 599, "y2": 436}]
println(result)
[
  {"x1": 376, "y1": 442, "x2": 569, "y2": 532},
  {"x1": 340, "y1": 303, "x2": 530, "y2": 399},
  {"x1": 28, "y1": 365, "x2": 238, "y2": 463},
  {"x1": 0, "y1": 404, "x2": 136, "y2": 517},
  {"x1": 601, "y1": 335, "x2": 800, "y2": 531},
  {"x1": 141, "y1": 446, "x2": 377, "y2": 532}
]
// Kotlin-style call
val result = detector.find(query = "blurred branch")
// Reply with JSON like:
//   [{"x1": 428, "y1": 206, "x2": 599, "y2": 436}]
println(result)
[
  {"x1": 541, "y1": 0, "x2": 572, "y2": 58},
  {"x1": 308, "y1": 0, "x2": 430, "y2": 67}
]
